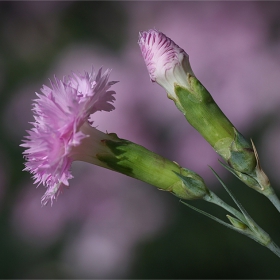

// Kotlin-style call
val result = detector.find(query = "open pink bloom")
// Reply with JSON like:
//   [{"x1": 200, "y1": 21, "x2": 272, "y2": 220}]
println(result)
[
  {"x1": 138, "y1": 29, "x2": 195, "y2": 100},
  {"x1": 21, "y1": 68, "x2": 117, "y2": 205}
]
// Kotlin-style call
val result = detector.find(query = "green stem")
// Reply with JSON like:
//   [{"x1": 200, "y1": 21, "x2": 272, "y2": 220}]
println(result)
[
  {"x1": 203, "y1": 190, "x2": 247, "y2": 225},
  {"x1": 266, "y1": 241, "x2": 280, "y2": 258},
  {"x1": 266, "y1": 189, "x2": 280, "y2": 213},
  {"x1": 181, "y1": 199, "x2": 280, "y2": 259}
]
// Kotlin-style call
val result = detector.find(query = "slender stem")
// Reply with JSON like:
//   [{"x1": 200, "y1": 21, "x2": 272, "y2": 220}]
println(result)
[
  {"x1": 266, "y1": 189, "x2": 280, "y2": 213},
  {"x1": 203, "y1": 190, "x2": 247, "y2": 225},
  {"x1": 204, "y1": 191, "x2": 280, "y2": 259},
  {"x1": 266, "y1": 241, "x2": 280, "y2": 258}
]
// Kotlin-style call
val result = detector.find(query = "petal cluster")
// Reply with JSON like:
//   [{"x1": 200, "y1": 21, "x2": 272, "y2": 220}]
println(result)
[
  {"x1": 21, "y1": 68, "x2": 117, "y2": 205},
  {"x1": 138, "y1": 29, "x2": 194, "y2": 99}
]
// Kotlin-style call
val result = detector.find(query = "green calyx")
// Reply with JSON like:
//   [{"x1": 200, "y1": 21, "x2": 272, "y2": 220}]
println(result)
[
  {"x1": 172, "y1": 76, "x2": 272, "y2": 193},
  {"x1": 227, "y1": 128, "x2": 256, "y2": 174},
  {"x1": 221, "y1": 138, "x2": 272, "y2": 195},
  {"x1": 173, "y1": 76, "x2": 256, "y2": 168},
  {"x1": 96, "y1": 133, "x2": 208, "y2": 200},
  {"x1": 174, "y1": 76, "x2": 257, "y2": 166},
  {"x1": 174, "y1": 75, "x2": 235, "y2": 151},
  {"x1": 174, "y1": 171, "x2": 210, "y2": 200}
]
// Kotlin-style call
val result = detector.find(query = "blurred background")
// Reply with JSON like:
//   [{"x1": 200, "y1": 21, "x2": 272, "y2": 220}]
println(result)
[{"x1": 1, "y1": 1, "x2": 280, "y2": 278}]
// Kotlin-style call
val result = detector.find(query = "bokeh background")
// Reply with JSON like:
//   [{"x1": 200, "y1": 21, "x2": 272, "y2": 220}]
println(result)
[{"x1": 1, "y1": 1, "x2": 280, "y2": 278}]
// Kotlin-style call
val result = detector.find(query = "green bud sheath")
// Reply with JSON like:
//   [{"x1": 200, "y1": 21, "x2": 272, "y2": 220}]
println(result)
[
  {"x1": 174, "y1": 75, "x2": 235, "y2": 158},
  {"x1": 173, "y1": 75, "x2": 273, "y2": 195},
  {"x1": 95, "y1": 133, "x2": 209, "y2": 200},
  {"x1": 226, "y1": 215, "x2": 248, "y2": 230}
]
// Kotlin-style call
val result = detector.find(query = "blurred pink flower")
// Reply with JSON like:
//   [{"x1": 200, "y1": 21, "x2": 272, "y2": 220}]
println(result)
[
  {"x1": 21, "y1": 68, "x2": 117, "y2": 205},
  {"x1": 138, "y1": 29, "x2": 194, "y2": 100}
]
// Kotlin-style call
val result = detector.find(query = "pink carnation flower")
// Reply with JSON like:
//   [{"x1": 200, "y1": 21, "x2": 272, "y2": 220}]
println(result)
[
  {"x1": 21, "y1": 68, "x2": 117, "y2": 205},
  {"x1": 138, "y1": 29, "x2": 195, "y2": 100}
]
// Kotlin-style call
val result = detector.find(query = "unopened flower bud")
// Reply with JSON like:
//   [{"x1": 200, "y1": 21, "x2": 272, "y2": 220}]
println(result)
[
  {"x1": 174, "y1": 169, "x2": 209, "y2": 200},
  {"x1": 226, "y1": 215, "x2": 248, "y2": 230},
  {"x1": 139, "y1": 29, "x2": 236, "y2": 152},
  {"x1": 138, "y1": 29, "x2": 194, "y2": 102},
  {"x1": 139, "y1": 29, "x2": 273, "y2": 197}
]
